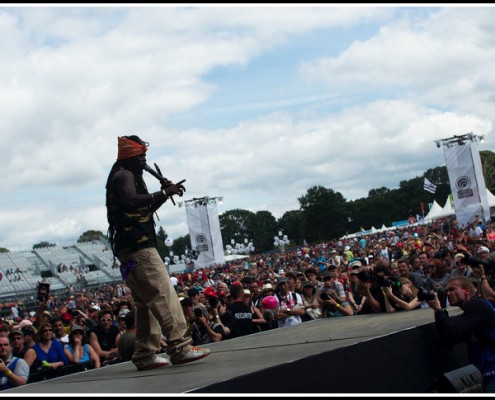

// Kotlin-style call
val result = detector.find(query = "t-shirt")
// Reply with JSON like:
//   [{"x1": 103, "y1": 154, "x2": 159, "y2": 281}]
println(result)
[
  {"x1": 227, "y1": 301, "x2": 257, "y2": 337},
  {"x1": 64, "y1": 343, "x2": 91, "y2": 363},
  {"x1": 275, "y1": 291, "x2": 303, "y2": 328}
]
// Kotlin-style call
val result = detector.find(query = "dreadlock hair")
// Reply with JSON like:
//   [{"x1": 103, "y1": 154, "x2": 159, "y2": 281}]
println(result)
[{"x1": 105, "y1": 135, "x2": 150, "y2": 256}]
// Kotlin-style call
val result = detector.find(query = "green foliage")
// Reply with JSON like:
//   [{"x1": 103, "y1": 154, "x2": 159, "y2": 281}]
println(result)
[
  {"x1": 156, "y1": 226, "x2": 168, "y2": 259},
  {"x1": 219, "y1": 209, "x2": 257, "y2": 248},
  {"x1": 481, "y1": 150, "x2": 495, "y2": 193},
  {"x1": 77, "y1": 230, "x2": 104, "y2": 243},
  {"x1": 278, "y1": 210, "x2": 304, "y2": 246},
  {"x1": 0, "y1": 248, "x2": 9, "y2": 253},
  {"x1": 252, "y1": 211, "x2": 278, "y2": 252},
  {"x1": 298, "y1": 186, "x2": 348, "y2": 242},
  {"x1": 33, "y1": 241, "x2": 56, "y2": 249}
]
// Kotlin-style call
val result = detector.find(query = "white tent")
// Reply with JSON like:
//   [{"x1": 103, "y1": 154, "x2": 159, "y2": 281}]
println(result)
[
  {"x1": 424, "y1": 200, "x2": 443, "y2": 222},
  {"x1": 487, "y1": 188, "x2": 495, "y2": 207},
  {"x1": 439, "y1": 197, "x2": 454, "y2": 218}
]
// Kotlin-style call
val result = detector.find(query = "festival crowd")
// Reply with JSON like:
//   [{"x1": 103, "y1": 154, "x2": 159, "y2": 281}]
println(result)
[{"x1": 0, "y1": 218, "x2": 494, "y2": 391}]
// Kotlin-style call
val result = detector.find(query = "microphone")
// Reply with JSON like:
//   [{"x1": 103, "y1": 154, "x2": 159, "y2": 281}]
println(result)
[
  {"x1": 144, "y1": 164, "x2": 168, "y2": 186},
  {"x1": 143, "y1": 164, "x2": 179, "y2": 205}
]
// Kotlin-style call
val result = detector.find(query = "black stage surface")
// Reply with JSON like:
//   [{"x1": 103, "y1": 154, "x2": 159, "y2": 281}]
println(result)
[{"x1": 6, "y1": 307, "x2": 468, "y2": 395}]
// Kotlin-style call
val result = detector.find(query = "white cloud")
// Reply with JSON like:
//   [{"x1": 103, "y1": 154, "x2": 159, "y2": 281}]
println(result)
[{"x1": 0, "y1": 5, "x2": 493, "y2": 251}]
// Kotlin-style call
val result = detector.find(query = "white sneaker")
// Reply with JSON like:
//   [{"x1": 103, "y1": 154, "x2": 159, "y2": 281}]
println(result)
[
  {"x1": 137, "y1": 355, "x2": 171, "y2": 371},
  {"x1": 171, "y1": 347, "x2": 210, "y2": 365}
]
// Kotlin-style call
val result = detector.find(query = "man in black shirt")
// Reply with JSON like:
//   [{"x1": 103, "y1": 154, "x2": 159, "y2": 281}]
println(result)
[
  {"x1": 427, "y1": 276, "x2": 495, "y2": 393},
  {"x1": 227, "y1": 284, "x2": 257, "y2": 337}
]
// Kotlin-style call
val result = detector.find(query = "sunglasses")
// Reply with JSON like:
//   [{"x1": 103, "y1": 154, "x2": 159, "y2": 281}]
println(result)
[
  {"x1": 42, "y1": 329, "x2": 52, "y2": 333},
  {"x1": 100, "y1": 319, "x2": 113, "y2": 322}
]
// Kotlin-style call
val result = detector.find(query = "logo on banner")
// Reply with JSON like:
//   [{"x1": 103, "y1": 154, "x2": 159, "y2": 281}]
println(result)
[
  {"x1": 456, "y1": 176, "x2": 474, "y2": 199},
  {"x1": 195, "y1": 233, "x2": 209, "y2": 252}
]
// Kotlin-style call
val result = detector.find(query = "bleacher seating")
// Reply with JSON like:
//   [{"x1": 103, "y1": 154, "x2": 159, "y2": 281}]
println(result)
[{"x1": 0, "y1": 242, "x2": 124, "y2": 300}]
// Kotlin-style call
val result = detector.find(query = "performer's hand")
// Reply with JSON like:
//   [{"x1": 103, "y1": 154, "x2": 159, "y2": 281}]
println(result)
[
  {"x1": 175, "y1": 179, "x2": 186, "y2": 196},
  {"x1": 163, "y1": 180, "x2": 186, "y2": 197},
  {"x1": 160, "y1": 178, "x2": 173, "y2": 191}
]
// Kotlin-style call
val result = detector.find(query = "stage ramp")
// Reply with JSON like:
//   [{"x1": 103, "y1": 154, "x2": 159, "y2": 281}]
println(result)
[{"x1": 6, "y1": 307, "x2": 467, "y2": 394}]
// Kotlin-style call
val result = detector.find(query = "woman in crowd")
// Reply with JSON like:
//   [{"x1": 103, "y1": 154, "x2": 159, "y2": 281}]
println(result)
[
  {"x1": 301, "y1": 281, "x2": 321, "y2": 321},
  {"x1": 383, "y1": 277, "x2": 427, "y2": 312},
  {"x1": 63, "y1": 325, "x2": 100, "y2": 368},
  {"x1": 25, "y1": 322, "x2": 68, "y2": 374},
  {"x1": 320, "y1": 289, "x2": 354, "y2": 318},
  {"x1": 425, "y1": 258, "x2": 451, "y2": 291}
]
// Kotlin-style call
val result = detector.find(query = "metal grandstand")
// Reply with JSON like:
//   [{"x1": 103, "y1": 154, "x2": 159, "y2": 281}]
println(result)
[{"x1": 0, "y1": 239, "x2": 123, "y2": 315}]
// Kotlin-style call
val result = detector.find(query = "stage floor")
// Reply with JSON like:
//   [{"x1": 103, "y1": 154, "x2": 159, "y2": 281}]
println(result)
[{"x1": 6, "y1": 307, "x2": 462, "y2": 394}]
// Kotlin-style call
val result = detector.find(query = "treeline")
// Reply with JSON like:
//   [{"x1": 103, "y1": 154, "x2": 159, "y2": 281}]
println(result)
[{"x1": 3, "y1": 151, "x2": 493, "y2": 259}]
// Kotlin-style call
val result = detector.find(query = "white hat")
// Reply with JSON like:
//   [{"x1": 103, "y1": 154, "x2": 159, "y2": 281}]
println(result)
[
  {"x1": 478, "y1": 246, "x2": 490, "y2": 254},
  {"x1": 118, "y1": 309, "x2": 131, "y2": 318},
  {"x1": 344, "y1": 246, "x2": 350, "y2": 251}
]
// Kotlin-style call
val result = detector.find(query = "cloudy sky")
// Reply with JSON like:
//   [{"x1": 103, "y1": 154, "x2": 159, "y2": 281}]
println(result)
[{"x1": 1, "y1": 4, "x2": 494, "y2": 251}]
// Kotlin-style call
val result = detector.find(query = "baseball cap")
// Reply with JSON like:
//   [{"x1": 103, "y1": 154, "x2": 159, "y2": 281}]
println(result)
[{"x1": 478, "y1": 246, "x2": 490, "y2": 254}]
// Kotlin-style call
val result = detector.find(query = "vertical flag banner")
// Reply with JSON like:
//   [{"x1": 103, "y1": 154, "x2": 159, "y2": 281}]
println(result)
[
  {"x1": 186, "y1": 199, "x2": 225, "y2": 269},
  {"x1": 443, "y1": 140, "x2": 490, "y2": 227}
]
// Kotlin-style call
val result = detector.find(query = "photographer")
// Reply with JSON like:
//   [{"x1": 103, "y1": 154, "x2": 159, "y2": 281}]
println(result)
[
  {"x1": 427, "y1": 276, "x2": 495, "y2": 393},
  {"x1": 456, "y1": 244, "x2": 495, "y2": 302},
  {"x1": 383, "y1": 277, "x2": 426, "y2": 312},
  {"x1": 355, "y1": 260, "x2": 390, "y2": 313},
  {"x1": 190, "y1": 305, "x2": 224, "y2": 345}
]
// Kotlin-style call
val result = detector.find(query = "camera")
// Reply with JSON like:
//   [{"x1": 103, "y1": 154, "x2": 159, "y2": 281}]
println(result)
[
  {"x1": 320, "y1": 292, "x2": 330, "y2": 301},
  {"x1": 417, "y1": 286, "x2": 447, "y2": 308},
  {"x1": 377, "y1": 275, "x2": 401, "y2": 291},
  {"x1": 462, "y1": 255, "x2": 494, "y2": 273}
]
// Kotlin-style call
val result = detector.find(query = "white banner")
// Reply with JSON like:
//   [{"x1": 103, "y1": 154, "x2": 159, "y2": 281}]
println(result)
[
  {"x1": 444, "y1": 141, "x2": 490, "y2": 226},
  {"x1": 186, "y1": 200, "x2": 225, "y2": 269}
]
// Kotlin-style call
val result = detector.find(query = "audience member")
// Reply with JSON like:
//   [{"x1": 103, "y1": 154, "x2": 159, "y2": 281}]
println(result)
[
  {"x1": 274, "y1": 277, "x2": 304, "y2": 328},
  {"x1": 117, "y1": 311, "x2": 136, "y2": 362},
  {"x1": 27, "y1": 322, "x2": 68, "y2": 374},
  {"x1": 319, "y1": 288, "x2": 354, "y2": 318},
  {"x1": 88, "y1": 310, "x2": 120, "y2": 365},
  {"x1": 0, "y1": 336, "x2": 29, "y2": 390},
  {"x1": 301, "y1": 281, "x2": 321, "y2": 321},
  {"x1": 63, "y1": 325, "x2": 100, "y2": 368}
]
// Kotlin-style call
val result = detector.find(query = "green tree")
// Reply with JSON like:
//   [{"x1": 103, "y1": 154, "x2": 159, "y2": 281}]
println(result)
[
  {"x1": 277, "y1": 210, "x2": 304, "y2": 246},
  {"x1": 156, "y1": 226, "x2": 168, "y2": 259},
  {"x1": 77, "y1": 230, "x2": 104, "y2": 243},
  {"x1": 219, "y1": 209, "x2": 257, "y2": 249},
  {"x1": 251, "y1": 211, "x2": 278, "y2": 252},
  {"x1": 0, "y1": 247, "x2": 9, "y2": 253},
  {"x1": 481, "y1": 150, "x2": 495, "y2": 193},
  {"x1": 33, "y1": 241, "x2": 56, "y2": 249},
  {"x1": 298, "y1": 186, "x2": 348, "y2": 243}
]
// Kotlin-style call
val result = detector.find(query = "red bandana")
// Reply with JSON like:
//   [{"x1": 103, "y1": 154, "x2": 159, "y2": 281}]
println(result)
[{"x1": 117, "y1": 136, "x2": 148, "y2": 160}]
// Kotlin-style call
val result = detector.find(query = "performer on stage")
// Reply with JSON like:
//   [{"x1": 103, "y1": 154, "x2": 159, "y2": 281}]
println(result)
[{"x1": 105, "y1": 135, "x2": 210, "y2": 371}]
